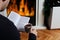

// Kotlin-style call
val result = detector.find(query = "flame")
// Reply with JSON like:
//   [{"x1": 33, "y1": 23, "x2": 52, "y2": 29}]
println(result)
[{"x1": 7, "y1": 0, "x2": 34, "y2": 16}]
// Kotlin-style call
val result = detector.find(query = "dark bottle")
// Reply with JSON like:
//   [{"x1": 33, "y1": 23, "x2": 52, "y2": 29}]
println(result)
[{"x1": 43, "y1": 0, "x2": 53, "y2": 30}]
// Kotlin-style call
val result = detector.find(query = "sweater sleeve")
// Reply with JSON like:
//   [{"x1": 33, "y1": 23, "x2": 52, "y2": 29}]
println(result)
[
  {"x1": 28, "y1": 33, "x2": 36, "y2": 40},
  {"x1": 0, "y1": 15, "x2": 20, "y2": 40}
]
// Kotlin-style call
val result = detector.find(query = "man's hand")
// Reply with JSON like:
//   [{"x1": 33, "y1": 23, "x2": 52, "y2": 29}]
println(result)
[
  {"x1": 30, "y1": 28, "x2": 37, "y2": 36},
  {"x1": 0, "y1": 0, "x2": 10, "y2": 11},
  {"x1": 25, "y1": 23, "x2": 37, "y2": 36}
]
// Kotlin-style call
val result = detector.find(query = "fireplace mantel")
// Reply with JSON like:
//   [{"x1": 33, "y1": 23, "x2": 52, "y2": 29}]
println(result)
[{"x1": 35, "y1": 0, "x2": 46, "y2": 29}]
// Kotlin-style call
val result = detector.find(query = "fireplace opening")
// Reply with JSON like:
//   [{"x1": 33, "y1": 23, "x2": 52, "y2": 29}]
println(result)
[{"x1": 7, "y1": 0, "x2": 36, "y2": 26}]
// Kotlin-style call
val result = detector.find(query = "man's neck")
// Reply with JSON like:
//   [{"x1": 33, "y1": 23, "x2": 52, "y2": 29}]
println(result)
[{"x1": 0, "y1": 9, "x2": 7, "y2": 17}]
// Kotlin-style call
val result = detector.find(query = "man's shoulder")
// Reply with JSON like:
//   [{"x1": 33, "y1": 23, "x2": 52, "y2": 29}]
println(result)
[
  {"x1": 0, "y1": 15, "x2": 13, "y2": 25},
  {"x1": 0, "y1": 14, "x2": 17, "y2": 30}
]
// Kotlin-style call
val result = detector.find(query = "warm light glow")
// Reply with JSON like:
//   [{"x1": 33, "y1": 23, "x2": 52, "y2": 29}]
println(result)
[{"x1": 7, "y1": 0, "x2": 34, "y2": 16}]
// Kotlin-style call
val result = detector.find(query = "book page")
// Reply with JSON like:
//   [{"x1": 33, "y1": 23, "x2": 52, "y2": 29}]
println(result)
[
  {"x1": 16, "y1": 16, "x2": 30, "y2": 31},
  {"x1": 8, "y1": 11, "x2": 20, "y2": 26}
]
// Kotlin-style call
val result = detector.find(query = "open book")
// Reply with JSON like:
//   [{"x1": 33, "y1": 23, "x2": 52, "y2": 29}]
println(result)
[{"x1": 8, "y1": 11, "x2": 30, "y2": 31}]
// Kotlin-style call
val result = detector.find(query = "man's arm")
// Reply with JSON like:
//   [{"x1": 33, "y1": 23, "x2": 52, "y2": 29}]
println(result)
[
  {"x1": 0, "y1": 15, "x2": 20, "y2": 40},
  {"x1": 24, "y1": 23, "x2": 37, "y2": 40}
]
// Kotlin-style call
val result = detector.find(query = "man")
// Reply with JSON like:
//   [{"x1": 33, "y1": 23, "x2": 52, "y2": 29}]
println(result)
[{"x1": 0, "y1": 0, "x2": 37, "y2": 40}]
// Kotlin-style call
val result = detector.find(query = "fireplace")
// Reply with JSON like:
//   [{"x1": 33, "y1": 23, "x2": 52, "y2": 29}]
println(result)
[{"x1": 7, "y1": 0, "x2": 36, "y2": 26}]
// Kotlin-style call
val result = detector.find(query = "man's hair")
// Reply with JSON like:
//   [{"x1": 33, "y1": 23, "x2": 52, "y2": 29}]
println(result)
[
  {"x1": 7, "y1": 0, "x2": 11, "y2": 9},
  {"x1": 8, "y1": 0, "x2": 13, "y2": 6}
]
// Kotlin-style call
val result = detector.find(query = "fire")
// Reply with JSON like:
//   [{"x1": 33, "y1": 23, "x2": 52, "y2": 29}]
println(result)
[{"x1": 7, "y1": 0, "x2": 34, "y2": 16}]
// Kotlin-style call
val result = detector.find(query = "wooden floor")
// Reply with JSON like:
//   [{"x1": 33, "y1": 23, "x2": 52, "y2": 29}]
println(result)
[{"x1": 20, "y1": 29, "x2": 60, "y2": 40}]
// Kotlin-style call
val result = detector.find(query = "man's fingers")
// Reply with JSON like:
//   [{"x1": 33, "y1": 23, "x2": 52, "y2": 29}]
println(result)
[
  {"x1": 31, "y1": 28, "x2": 36, "y2": 32},
  {"x1": 30, "y1": 28, "x2": 37, "y2": 36}
]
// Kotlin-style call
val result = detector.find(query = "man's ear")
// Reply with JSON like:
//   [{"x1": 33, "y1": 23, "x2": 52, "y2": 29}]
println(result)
[
  {"x1": 0, "y1": 9, "x2": 4, "y2": 12},
  {"x1": 3, "y1": 0, "x2": 6, "y2": 1}
]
